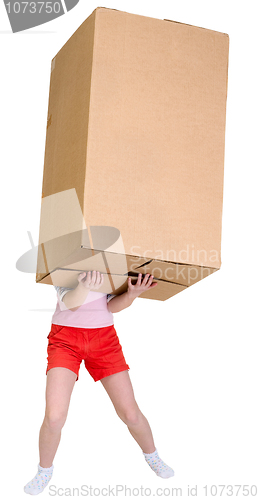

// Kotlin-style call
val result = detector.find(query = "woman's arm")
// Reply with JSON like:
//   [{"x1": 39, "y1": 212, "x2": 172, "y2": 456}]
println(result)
[{"x1": 107, "y1": 290, "x2": 136, "y2": 313}]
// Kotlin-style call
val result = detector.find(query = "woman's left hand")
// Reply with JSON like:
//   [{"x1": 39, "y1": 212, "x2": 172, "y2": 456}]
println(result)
[{"x1": 127, "y1": 273, "x2": 158, "y2": 298}]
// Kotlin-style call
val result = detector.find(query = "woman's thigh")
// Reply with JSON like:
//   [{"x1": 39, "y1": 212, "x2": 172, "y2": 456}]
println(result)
[
  {"x1": 100, "y1": 370, "x2": 139, "y2": 416},
  {"x1": 45, "y1": 367, "x2": 77, "y2": 418}
]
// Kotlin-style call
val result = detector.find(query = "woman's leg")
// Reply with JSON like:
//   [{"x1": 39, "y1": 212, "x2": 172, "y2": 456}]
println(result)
[
  {"x1": 100, "y1": 370, "x2": 156, "y2": 454},
  {"x1": 39, "y1": 367, "x2": 77, "y2": 467}
]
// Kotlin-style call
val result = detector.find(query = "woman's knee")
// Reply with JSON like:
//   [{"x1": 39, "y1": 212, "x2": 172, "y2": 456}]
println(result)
[
  {"x1": 44, "y1": 409, "x2": 67, "y2": 430},
  {"x1": 117, "y1": 406, "x2": 142, "y2": 427}
]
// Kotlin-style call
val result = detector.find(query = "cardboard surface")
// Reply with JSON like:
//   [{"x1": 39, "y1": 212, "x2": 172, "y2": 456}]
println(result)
[{"x1": 37, "y1": 7, "x2": 229, "y2": 300}]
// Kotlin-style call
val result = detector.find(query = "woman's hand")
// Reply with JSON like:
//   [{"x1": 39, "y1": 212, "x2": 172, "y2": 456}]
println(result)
[
  {"x1": 77, "y1": 271, "x2": 104, "y2": 291},
  {"x1": 127, "y1": 273, "x2": 158, "y2": 298}
]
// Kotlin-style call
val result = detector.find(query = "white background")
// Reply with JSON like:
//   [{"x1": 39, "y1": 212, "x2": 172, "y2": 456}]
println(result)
[{"x1": 1, "y1": 0, "x2": 258, "y2": 498}]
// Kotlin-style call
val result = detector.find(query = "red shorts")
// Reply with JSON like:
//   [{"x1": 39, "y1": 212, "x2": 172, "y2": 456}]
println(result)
[{"x1": 46, "y1": 323, "x2": 130, "y2": 382}]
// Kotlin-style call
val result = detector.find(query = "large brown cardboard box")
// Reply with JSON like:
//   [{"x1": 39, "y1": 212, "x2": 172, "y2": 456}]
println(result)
[{"x1": 36, "y1": 6, "x2": 229, "y2": 301}]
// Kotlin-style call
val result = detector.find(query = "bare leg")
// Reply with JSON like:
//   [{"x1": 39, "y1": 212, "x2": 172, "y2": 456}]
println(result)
[
  {"x1": 39, "y1": 367, "x2": 77, "y2": 467},
  {"x1": 100, "y1": 370, "x2": 156, "y2": 454}
]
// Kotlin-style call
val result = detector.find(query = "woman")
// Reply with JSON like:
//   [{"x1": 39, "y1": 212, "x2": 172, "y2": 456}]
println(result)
[{"x1": 24, "y1": 271, "x2": 174, "y2": 495}]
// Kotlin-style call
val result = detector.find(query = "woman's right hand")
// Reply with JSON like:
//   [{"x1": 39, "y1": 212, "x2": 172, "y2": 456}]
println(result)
[{"x1": 77, "y1": 271, "x2": 104, "y2": 291}]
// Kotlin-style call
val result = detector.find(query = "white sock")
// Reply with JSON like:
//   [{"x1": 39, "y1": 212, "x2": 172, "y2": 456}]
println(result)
[
  {"x1": 143, "y1": 448, "x2": 174, "y2": 478},
  {"x1": 24, "y1": 463, "x2": 54, "y2": 495}
]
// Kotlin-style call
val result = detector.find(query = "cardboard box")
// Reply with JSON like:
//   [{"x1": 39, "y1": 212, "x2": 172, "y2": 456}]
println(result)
[{"x1": 36, "y1": 6, "x2": 229, "y2": 301}]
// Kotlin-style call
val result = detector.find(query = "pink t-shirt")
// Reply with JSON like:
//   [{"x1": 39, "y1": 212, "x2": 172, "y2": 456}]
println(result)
[{"x1": 51, "y1": 286, "x2": 116, "y2": 329}]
